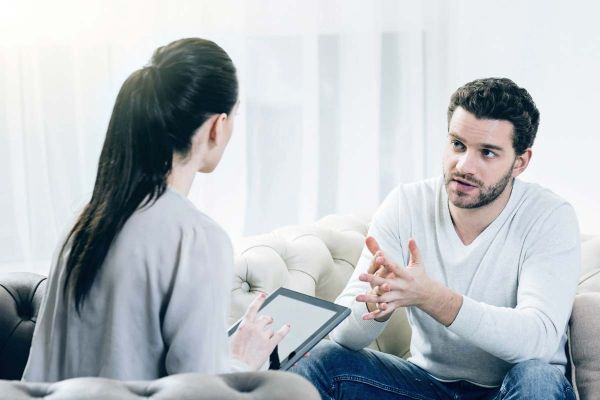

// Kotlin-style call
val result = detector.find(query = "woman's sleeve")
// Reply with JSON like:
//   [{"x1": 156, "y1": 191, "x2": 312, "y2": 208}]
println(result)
[{"x1": 160, "y1": 224, "x2": 234, "y2": 375}]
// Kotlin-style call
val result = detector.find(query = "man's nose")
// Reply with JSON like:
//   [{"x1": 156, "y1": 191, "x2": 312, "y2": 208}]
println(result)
[{"x1": 456, "y1": 151, "x2": 477, "y2": 175}]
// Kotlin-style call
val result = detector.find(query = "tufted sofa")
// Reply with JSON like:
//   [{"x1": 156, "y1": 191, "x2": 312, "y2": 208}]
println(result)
[
  {"x1": 0, "y1": 272, "x2": 319, "y2": 399},
  {"x1": 230, "y1": 215, "x2": 600, "y2": 400},
  {"x1": 2, "y1": 215, "x2": 598, "y2": 399}
]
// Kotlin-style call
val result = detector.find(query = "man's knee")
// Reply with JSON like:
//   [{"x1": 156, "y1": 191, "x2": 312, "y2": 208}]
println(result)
[
  {"x1": 290, "y1": 340, "x2": 355, "y2": 377},
  {"x1": 501, "y1": 360, "x2": 573, "y2": 399},
  {"x1": 289, "y1": 340, "x2": 362, "y2": 400}
]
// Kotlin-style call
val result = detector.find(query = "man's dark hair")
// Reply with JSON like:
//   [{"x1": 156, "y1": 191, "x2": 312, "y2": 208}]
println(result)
[{"x1": 447, "y1": 78, "x2": 540, "y2": 155}]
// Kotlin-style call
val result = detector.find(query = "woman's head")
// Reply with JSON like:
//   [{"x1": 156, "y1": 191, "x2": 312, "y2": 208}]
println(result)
[
  {"x1": 64, "y1": 38, "x2": 238, "y2": 311},
  {"x1": 110, "y1": 37, "x2": 238, "y2": 180}
]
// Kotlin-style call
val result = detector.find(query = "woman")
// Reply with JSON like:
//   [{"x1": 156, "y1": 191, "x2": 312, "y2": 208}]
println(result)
[{"x1": 23, "y1": 38, "x2": 288, "y2": 381}]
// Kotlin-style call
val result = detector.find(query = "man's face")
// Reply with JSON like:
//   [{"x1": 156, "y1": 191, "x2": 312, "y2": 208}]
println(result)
[{"x1": 443, "y1": 107, "x2": 517, "y2": 209}]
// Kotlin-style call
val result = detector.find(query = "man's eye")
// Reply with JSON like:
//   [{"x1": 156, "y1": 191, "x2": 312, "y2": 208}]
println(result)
[
  {"x1": 482, "y1": 149, "x2": 497, "y2": 158},
  {"x1": 451, "y1": 140, "x2": 464, "y2": 150}
]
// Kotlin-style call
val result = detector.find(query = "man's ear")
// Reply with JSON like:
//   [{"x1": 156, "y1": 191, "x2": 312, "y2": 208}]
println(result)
[
  {"x1": 512, "y1": 148, "x2": 532, "y2": 177},
  {"x1": 208, "y1": 113, "x2": 228, "y2": 144}
]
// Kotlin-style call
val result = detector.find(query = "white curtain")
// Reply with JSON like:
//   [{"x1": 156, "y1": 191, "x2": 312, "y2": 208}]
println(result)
[{"x1": 0, "y1": 0, "x2": 449, "y2": 274}]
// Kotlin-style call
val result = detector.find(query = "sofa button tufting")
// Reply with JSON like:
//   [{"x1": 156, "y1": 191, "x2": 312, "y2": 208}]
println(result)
[
  {"x1": 241, "y1": 282, "x2": 250, "y2": 292},
  {"x1": 17, "y1": 302, "x2": 33, "y2": 321}
]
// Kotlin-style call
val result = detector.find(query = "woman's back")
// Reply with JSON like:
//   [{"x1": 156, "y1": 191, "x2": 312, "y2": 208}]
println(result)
[{"x1": 23, "y1": 189, "x2": 233, "y2": 382}]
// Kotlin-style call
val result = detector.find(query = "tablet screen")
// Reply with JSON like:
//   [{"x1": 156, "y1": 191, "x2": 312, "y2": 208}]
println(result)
[
  {"x1": 259, "y1": 294, "x2": 337, "y2": 366},
  {"x1": 228, "y1": 288, "x2": 350, "y2": 370}
]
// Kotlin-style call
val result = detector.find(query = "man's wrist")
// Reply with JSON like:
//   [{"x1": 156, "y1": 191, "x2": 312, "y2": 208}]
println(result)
[{"x1": 421, "y1": 282, "x2": 463, "y2": 326}]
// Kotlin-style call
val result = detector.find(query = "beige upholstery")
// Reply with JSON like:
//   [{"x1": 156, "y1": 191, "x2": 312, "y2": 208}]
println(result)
[
  {"x1": 570, "y1": 236, "x2": 600, "y2": 398},
  {"x1": 231, "y1": 214, "x2": 600, "y2": 399},
  {"x1": 578, "y1": 237, "x2": 600, "y2": 294},
  {"x1": 0, "y1": 371, "x2": 318, "y2": 400}
]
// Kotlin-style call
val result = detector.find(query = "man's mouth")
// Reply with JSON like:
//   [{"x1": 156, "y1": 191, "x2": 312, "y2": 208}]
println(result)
[
  {"x1": 451, "y1": 177, "x2": 479, "y2": 190},
  {"x1": 453, "y1": 177, "x2": 476, "y2": 186}
]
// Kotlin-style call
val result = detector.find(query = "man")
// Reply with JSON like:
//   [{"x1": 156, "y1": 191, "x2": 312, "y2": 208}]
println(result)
[{"x1": 291, "y1": 78, "x2": 580, "y2": 399}]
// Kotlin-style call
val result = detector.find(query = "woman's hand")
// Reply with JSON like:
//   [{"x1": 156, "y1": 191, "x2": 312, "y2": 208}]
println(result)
[{"x1": 229, "y1": 293, "x2": 290, "y2": 370}]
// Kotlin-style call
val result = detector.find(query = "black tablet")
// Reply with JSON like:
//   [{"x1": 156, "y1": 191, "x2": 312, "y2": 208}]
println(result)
[{"x1": 228, "y1": 287, "x2": 350, "y2": 370}]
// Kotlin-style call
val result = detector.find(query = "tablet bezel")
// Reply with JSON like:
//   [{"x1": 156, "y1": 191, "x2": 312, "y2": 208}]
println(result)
[{"x1": 228, "y1": 287, "x2": 350, "y2": 370}]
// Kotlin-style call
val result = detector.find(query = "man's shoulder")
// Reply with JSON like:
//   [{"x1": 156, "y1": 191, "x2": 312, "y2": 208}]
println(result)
[
  {"x1": 393, "y1": 176, "x2": 443, "y2": 203},
  {"x1": 510, "y1": 179, "x2": 578, "y2": 241},
  {"x1": 514, "y1": 179, "x2": 572, "y2": 213}
]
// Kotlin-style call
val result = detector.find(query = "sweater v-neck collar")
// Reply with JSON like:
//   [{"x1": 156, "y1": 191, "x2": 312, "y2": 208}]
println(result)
[{"x1": 441, "y1": 178, "x2": 523, "y2": 249}]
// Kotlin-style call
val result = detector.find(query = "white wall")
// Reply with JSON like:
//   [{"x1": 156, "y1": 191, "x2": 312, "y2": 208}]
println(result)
[
  {"x1": 439, "y1": 0, "x2": 600, "y2": 234},
  {"x1": 1, "y1": 1, "x2": 599, "y2": 274}
]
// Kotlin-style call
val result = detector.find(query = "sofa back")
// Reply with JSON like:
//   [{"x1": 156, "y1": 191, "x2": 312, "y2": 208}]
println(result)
[{"x1": 0, "y1": 272, "x2": 47, "y2": 380}]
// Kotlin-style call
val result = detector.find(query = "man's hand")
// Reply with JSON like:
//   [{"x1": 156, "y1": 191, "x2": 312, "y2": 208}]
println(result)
[
  {"x1": 364, "y1": 237, "x2": 398, "y2": 321},
  {"x1": 356, "y1": 238, "x2": 463, "y2": 326}
]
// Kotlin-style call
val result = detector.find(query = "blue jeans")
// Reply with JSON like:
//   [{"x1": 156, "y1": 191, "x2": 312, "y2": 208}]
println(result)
[{"x1": 290, "y1": 341, "x2": 575, "y2": 400}]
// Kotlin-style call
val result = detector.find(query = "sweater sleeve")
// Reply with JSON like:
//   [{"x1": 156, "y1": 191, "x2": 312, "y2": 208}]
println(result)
[
  {"x1": 447, "y1": 204, "x2": 581, "y2": 363},
  {"x1": 161, "y1": 224, "x2": 234, "y2": 375},
  {"x1": 329, "y1": 187, "x2": 406, "y2": 350}
]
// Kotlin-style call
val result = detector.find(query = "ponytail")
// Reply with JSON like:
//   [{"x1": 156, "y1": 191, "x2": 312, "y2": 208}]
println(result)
[{"x1": 62, "y1": 38, "x2": 238, "y2": 312}]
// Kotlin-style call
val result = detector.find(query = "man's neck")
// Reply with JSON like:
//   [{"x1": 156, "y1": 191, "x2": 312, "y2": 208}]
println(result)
[{"x1": 448, "y1": 182, "x2": 514, "y2": 245}]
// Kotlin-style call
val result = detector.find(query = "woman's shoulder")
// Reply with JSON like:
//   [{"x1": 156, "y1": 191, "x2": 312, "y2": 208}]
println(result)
[{"x1": 123, "y1": 188, "x2": 229, "y2": 245}]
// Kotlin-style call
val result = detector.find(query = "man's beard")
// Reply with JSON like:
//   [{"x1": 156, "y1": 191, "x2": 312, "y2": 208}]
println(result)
[{"x1": 444, "y1": 164, "x2": 514, "y2": 209}]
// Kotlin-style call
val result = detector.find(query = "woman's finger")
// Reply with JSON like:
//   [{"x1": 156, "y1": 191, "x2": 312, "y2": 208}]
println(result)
[
  {"x1": 270, "y1": 323, "x2": 291, "y2": 346},
  {"x1": 243, "y1": 292, "x2": 267, "y2": 321},
  {"x1": 256, "y1": 314, "x2": 274, "y2": 328}
]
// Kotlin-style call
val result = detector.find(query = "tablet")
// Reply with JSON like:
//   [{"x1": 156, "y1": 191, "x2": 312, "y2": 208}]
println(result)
[{"x1": 228, "y1": 287, "x2": 350, "y2": 370}]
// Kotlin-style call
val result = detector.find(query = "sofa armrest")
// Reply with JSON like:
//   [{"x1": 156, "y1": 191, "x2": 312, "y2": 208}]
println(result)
[{"x1": 570, "y1": 292, "x2": 600, "y2": 400}]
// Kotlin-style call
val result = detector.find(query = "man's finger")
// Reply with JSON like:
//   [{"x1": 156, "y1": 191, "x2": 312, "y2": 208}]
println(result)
[
  {"x1": 359, "y1": 273, "x2": 387, "y2": 287},
  {"x1": 356, "y1": 291, "x2": 396, "y2": 304},
  {"x1": 367, "y1": 256, "x2": 385, "y2": 275},
  {"x1": 356, "y1": 293, "x2": 380, "y2": 303},
  {"x1": 365, "y1": 236, "x2": 380, "y2": 256},
  {"x1": 376, "y1": 253, "x2": 411, "y2": 279},
  {"x1": 367, "y1": 255, "x2": 379, "y2": 275},
  {"x1": 243, "y1": 292, "x2": 267, "y2": 321},
  {"x1": 361, "y1": 302, "x2": 397, "y2": 320},
  {"x1": 408, "y1": 238, "x2": 423, "y2": 266}
]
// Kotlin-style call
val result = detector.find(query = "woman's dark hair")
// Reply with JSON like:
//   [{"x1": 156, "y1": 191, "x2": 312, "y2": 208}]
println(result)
[
  {"x1": 62, "y1": 38, "x2": 238, "y2": 312},
  {"x1": 447, "y1": 77, "x2": 540, "y2": 155}
]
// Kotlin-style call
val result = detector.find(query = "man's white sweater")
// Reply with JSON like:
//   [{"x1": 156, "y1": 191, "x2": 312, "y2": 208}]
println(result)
[{"x1": 330, "y1": 176, "x2": 580, "y2": 387}]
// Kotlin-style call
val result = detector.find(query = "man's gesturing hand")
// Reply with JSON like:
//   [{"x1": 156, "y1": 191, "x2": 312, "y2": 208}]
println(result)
[
  {"x1": 356, "y1": 237, "x2": 463, "y2": 326},
  {"x1": 363, "y1": 237, "x2": 398, "y2": 321}
]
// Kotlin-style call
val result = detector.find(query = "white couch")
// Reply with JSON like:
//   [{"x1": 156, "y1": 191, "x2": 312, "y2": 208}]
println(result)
[{"x1": 230, "y1": 215, "x2": 600, "y2": 399}]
